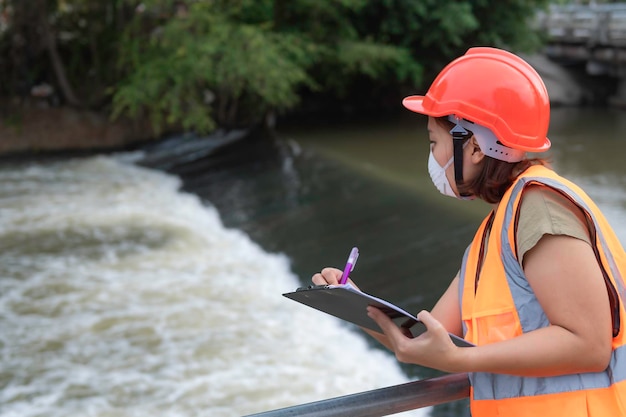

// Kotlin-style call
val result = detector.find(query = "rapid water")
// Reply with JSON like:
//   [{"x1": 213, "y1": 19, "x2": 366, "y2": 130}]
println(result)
[{"x1": 0, "y1": 156, "x2": 426, "y2": 416}]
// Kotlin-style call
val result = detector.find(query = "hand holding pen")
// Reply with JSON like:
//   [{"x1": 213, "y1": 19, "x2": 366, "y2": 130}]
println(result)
[
  {"x1": 339, "y1": 247, "x2": 359, "y2": 285},
  {"x1": 311, "y1": 247, "x2": 360, "y2": 287}
]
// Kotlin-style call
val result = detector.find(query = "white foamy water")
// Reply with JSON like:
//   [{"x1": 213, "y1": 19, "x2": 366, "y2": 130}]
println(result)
[{"x1": 0, "y1": 156, "x2": 428, "y2": 417}]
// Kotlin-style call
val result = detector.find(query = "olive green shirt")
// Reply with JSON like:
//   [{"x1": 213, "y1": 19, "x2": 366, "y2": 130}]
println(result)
[{"x1": 516, "y1": 185, "x2": 591, "y2": 266}]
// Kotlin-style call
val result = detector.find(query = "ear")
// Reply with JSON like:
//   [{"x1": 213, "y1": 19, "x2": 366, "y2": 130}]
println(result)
[{"x1": 469, "y1": 135, "x2": 485, "y2": 164}]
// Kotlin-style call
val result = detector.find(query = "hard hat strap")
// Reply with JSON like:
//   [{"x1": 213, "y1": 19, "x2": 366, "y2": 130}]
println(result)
[{"x1": 450, "y1": 124, "x2": 473, "y2": 198}]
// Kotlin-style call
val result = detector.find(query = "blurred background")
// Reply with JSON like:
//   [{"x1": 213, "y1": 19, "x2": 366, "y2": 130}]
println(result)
[{"x1": 2, "y1": 1, "x2": 626, "y2": 416}]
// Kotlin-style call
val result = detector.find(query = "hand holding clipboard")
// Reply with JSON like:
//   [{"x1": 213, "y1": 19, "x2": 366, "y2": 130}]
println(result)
[{"x1": 283, "y1": 247, "x2": 473, "y2": 348}]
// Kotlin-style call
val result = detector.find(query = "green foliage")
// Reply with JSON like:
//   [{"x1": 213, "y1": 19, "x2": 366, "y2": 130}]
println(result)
[
  {"x1": 113, "y1": 3, "x2": 314, "y2": 133},
  {"x1": 468, "y1": 0, "x2": 549, "y2": 52},
  {"x1": 1, "y1": 0, "x2": 550, "y2": 135},
  {"x1": 336, "y1": 41, "x2": 418, "y2": 81},
  {"x1": 112, "y1": 0, "x2": 422, "y2": 132},
  {"x1": 0, "y1": 0, "x2": 134, "y2": 105},
  {"x1": 353, "y1": 0, "x2": 548, "y2": 81}
]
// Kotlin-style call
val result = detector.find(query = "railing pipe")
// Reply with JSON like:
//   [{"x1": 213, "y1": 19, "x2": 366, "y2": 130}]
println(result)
[{"x1": 244, "y1": 372, "x2": 470, "y2": 417}]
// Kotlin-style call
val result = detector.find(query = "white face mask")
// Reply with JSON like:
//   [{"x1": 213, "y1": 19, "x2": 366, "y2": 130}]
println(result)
[{"x1": 428, "y1": 151, "x2": 457, "y2": 198}]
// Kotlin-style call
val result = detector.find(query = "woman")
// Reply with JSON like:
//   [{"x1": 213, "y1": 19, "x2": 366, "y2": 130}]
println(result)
[{"x1": 312, "y1": 47, "x2": 626, "y2": 416}]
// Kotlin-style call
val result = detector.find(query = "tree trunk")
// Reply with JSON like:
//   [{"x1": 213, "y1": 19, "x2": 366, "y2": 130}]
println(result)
[
  {"x1": 273, "y1": 0, "x2": 287, "y2": 30},
  {"x1": 38, "y1": 2, "x2": 83, "y2": 107}
]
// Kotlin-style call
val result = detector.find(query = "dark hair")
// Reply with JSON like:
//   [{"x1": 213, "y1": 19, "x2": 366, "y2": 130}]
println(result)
[{"x1": 435, "y1": 117, "x2": 549, "y2": 204}]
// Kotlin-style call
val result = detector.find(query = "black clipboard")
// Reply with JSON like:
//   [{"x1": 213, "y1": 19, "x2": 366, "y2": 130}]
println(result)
[{"x1": 283, "y1": 284, "x2": 473, "y2": 347}]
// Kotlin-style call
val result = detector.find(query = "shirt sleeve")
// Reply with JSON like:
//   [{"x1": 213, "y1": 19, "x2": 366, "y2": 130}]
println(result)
[{"x1": 516, "y1": 184, "x2": 591, "y2": 267}]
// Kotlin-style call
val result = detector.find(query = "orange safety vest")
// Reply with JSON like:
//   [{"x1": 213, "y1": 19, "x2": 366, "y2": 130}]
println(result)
[{"x1": 459, "y1": 165, "x2": 626, "y2": 416}]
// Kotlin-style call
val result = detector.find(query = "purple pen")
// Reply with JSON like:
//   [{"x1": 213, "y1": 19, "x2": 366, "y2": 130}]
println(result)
[{"x1": 339, "y1": 247, "x2": 359, "y2": 285}]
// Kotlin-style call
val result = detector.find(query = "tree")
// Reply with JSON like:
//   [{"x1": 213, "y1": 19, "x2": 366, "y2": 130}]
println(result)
[
  {"x1": 112, "y1": 0, "x2": 549, "y2": 133},
  {"x1": 0, "y1": 0, "x2": 550, "y2": 136},
  {"x1": 112, "y1": 0, "x2": 313, "y2": 133},
  {"x1": 111, "y1": 0, "x2": 422, "y2": 133},
  {"x1": 0, "y1": 0, "x2": 135, "y2": 107}
]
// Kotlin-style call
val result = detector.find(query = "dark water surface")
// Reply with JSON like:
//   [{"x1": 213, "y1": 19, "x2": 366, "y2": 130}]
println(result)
[{"x1": 162, "y1": 131, "x2": 479, "y2": 312}]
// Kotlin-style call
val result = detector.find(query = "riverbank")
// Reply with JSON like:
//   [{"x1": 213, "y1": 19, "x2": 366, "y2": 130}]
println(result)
[{"x1": 0, "y1": 100, "x2": 155, "y2": 156}]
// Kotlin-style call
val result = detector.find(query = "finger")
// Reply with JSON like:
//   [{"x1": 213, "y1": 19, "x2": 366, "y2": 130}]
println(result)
[
  {"x1": 321, "y1": 267, "x2": 342, "y2": 285},
  {"x1": 367, "y1": 306, "x2": 409, "y2": 341},
  {"x1": 416, "y1": 310, "x2": 452, "y2": 345},
  {"x1": 311, "y1": 273, "x2": 327, "y2": 285},
  {"x1": 311, "y1": 267, "x2": 342, "y2": 285},
  {"x1": 416, "y1": 310, "x2": 444, "y2": 332}
]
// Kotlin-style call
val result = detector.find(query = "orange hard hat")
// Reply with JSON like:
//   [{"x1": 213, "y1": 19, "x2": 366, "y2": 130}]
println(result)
[{"x1": 403, "y1": 47, "x2": 551, "y2": 152}]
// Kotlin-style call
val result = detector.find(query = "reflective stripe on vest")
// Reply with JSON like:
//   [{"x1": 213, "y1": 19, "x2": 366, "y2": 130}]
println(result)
[
  {"x1": 471, "y1": 345, "x2": 626, "y2": 400},
  {"x1": 459, "y1": 165, "x2": 626, "y2": 401}
]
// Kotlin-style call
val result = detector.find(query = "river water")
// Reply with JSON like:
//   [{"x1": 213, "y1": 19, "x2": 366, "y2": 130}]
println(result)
[{"x1": 1, "y1": 107, "x2": 625, "y2": 417}]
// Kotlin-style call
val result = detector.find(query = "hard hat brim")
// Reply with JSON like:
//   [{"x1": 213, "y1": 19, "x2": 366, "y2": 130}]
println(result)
[{"x1": 402, "y1": 96, "x2": 432, "y2": 115}]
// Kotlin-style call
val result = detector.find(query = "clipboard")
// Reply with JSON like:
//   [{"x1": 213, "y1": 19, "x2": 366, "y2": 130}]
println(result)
[{"x1": 283, "y1": 283, "x2": 473, "y2": 347}]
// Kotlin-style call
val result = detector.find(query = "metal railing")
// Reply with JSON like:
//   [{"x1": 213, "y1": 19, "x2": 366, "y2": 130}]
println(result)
[{"x1": 244, "y1": 373, "x2": 470, "y2": 417}]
